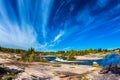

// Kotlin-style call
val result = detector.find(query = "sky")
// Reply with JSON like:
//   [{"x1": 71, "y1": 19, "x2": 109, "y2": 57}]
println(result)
[{"x1": 0, "y1": 0, "x2": 120, "y2": 51}]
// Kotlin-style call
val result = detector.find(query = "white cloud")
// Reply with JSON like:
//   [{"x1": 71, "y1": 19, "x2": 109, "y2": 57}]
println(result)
[
  {"x1": 41, "y1": 0, "x2": 53, "y2": 39},
  {"x1": 54, "y1": 31, "x2": 64, "y2": 42},
  {"x1": 0, "y1": 23, "x2": 38, "y2": 49}
]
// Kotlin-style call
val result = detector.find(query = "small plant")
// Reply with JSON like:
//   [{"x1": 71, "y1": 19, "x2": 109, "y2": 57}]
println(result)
[
  {"x1": 81, "y1": 77, "x2": 89, "y2": 80},
  {"x1": 3, "y1": 74, "x2": 16, "y2": 80},
  {"x1": 99, "y1": 54, "x2": 105, "y2": 58},
  {"x1": 0, "y1": 55, "x2": 7, "y2": 59},
  {"x1": 70, "y1": 62, "x2": 77, "y2": 65},
  {"x1": 93, "y1": 62, "x2": 99, "y2": 67},
  {"x1": 52, "y1": 64, "x2": 61, "y2": 67}
]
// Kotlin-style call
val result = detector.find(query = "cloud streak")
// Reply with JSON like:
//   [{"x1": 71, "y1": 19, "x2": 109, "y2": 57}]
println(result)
[{"x1": 54, "y1": 31, "x2": 64, "y2": 42}]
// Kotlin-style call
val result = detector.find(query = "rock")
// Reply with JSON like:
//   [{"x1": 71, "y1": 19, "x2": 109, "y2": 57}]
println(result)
[
  {"x1": 22, "y1": 78, "x2": 30, "y2": 80},
  {"x1": 0, "y1": 64, "x2": 24, "y2": 79},
  {"x1": 100, "y1": 63, "x2": 120, "y2": 74},
  {"x1": 94, "y1": 73, "x2": 120, "y2": 80}
]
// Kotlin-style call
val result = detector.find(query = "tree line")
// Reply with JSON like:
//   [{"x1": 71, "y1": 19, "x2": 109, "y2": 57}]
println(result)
[{"x1": 0, "y1": 46, "x2": 119, "y2": 61}]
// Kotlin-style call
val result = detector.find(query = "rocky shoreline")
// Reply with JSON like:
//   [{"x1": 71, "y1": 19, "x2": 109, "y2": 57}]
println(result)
[{"x1": 1, "y1": 52, "x2": 120, "y2": 80}]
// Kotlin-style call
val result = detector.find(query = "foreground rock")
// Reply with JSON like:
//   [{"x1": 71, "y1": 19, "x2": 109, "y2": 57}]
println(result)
[
  {"x1": 94, "y1": 73, "x2": 120, "y2": 80},
  {"x1": 0, "y1": 64, "x2": 24, "y2": 80},
  {"x1": 93, "y1": 64, "x2": 120, "y2": 80},
  {"x1": 100, "y1": 64, "x2": 120, "y2": 74}
]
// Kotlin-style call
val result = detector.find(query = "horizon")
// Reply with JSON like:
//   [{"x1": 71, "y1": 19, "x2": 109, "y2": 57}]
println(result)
[
  {"x1": 0, "y1": 0, "x2": 120, "y2": 51},
  {"x1": 0, "y1": 45, "x2": 119, "y2": 52}
]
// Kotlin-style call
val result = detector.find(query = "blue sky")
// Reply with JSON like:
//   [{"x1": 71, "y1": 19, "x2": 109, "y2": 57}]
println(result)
[{"x1": 0, "y1": 0, "x2": 120, "y2": 51}]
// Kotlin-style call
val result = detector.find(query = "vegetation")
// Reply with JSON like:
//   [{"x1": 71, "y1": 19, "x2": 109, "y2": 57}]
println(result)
[
  {"x1": 119, "y1": 49, "x2": 120, "y2": 54},
  {"x1": 70, "y1": 62, "x2": 77, "y2": 65},
  {"x1": 81, "y1": 77, "x2": 89, "y2": 80},
  {"x1": 92, "y1": 62, "x2": 100, "y2": 67},
  {"x1": 0, "y1": 46, "x2": 118, "y2": 61},
  {"x1": 3, "y1": 74, "x2": 16, "y2": 80}
]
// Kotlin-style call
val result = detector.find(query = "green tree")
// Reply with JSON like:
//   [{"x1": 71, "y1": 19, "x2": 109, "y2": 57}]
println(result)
[
  {"x1": 98, "y1": 48, "x2": 102, "y2": 52},
  {"x1": 0, "y1": 46, "x2": 1, "y2": 51},
  {"x1": 28, "y1": 47, "x2": 35, "y2": 54},
  {"x1": 58, "y1": 51, "x2": 65, "y2": 54},
  {"x1": 29, "y1": 52, "x2": 35, "y2": 62},
  {"x1": 119, "y1": 49, "x2": 120, "y2": 54}
]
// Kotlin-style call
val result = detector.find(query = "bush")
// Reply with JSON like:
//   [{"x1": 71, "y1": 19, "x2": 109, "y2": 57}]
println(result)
[{"x1": 67, "y1": 55, "x2": 76, "y2": 60}]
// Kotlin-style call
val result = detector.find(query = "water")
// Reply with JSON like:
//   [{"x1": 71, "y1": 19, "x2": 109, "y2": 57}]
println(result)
[
  {"x1": 63, "y1": 59, "x2": 102, "y2": 65},
  {"x1": 100, "y1": 53, "x2": 120, "y2": 66},
  {"x1": 50, "y1": 53, "x2": 120, "y2": 67}
]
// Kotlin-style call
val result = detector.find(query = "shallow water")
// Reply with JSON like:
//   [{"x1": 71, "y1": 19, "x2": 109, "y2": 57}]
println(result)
[{"x1": 63, "y1": 59, "x2": 103, "y2": 65}]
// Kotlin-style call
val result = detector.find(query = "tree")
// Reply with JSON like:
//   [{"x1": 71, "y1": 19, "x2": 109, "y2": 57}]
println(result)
[
  {"x1": 0, "y1": 46, "x2": 1, "y2": 51},
  {"x1": 58, "y1": 51, "x2": 65, "y2": 54},
  {"x1": 119, "y1": 49, "x2": 120, "y2": 54},
  {"x1": 28, "y1": 47, "x2": 35, "y2": 54},
  {"x1": 103, "y1": 49, "x2": 108, "y2": 52},
  {"x1": 98, "y1": 48, "x2": 102, "y2": 52},
  {"x1": 29, "y1": 52, "x2": 35, "y2": 62}
]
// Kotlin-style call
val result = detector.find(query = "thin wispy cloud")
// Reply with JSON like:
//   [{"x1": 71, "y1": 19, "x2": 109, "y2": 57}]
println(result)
[
  {"x1": 54, "y1": 31, "x2": 64, "y2": 42},
  {"x1": 41, "y1": 0, "x2": 53, "y2": 40},
  {"x1": 0, "y1": 23, "x2": 37, "y2": 49}
]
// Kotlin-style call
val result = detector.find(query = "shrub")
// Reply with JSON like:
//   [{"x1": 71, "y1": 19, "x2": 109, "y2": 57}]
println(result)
[{"x1": 67, "y1": 55, "x2": 76, "y2": 60}]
